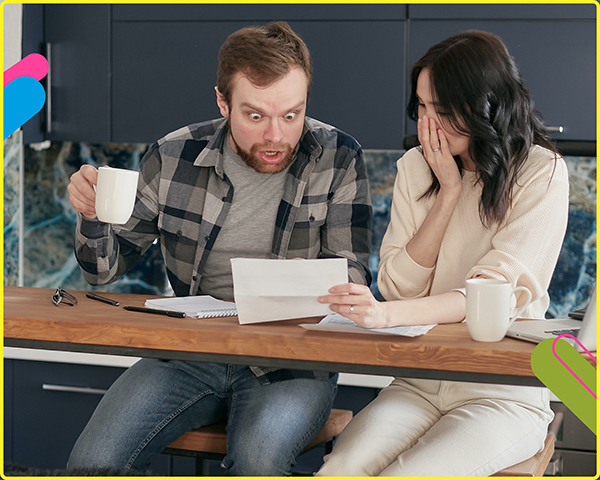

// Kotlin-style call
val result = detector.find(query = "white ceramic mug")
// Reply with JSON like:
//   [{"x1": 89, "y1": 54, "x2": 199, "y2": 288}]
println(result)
[
  {"x1": 94, "y1": 166, "x2": 139, "y2": 224},
  {"x1": 465, "y1": 278, "x2": 532, "y2": 342}
]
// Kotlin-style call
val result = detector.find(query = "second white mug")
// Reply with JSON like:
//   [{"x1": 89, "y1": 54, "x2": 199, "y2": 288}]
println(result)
[
  {"x1": 95, "y1": 166, "x2": 139, "y2": 224},
  {"x1": 465, "y1": 278, "x2": 532, "y2": 342}
]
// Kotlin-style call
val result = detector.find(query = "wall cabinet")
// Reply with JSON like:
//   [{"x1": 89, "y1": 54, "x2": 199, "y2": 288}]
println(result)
[
  {"x1": 23, "y1": 4, "x2": 595, "y2": 147},
  {"x1": 43, "y1": 5, "x2": 110, "y2": 144},
  {"x1": 25, "y1": 4, "x2": 407, "y2": 149},
  {"x1": 406, "y1": 4, "x2": 596, "y2": 142},
  {"x1": 111, "y1": 17, "x2": 406, "y2": 148}
]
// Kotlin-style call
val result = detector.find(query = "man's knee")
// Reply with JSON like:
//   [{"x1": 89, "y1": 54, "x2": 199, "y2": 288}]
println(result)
[
  {"x1": 223, "y1": 445, "x2": 294, "y2": 476},
  {"x1": 68, "y1": 443, "x2": 128, "y2": 470}
]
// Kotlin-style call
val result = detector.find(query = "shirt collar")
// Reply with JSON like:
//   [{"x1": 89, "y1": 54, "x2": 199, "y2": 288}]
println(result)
[
  {"x1": 193, "y1": 117, "x2": 324, "y2": 176},
  {"x1": 193, "y1": 118, "x2": 229, "y2": 177},
  {"x1": 299, "y1": 118, "x2": 324, "y2": 161}
]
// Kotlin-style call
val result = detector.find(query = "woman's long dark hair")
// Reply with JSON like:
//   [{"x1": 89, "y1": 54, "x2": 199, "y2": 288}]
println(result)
[{"x1": 406, "y1": 30, "x2": 557, "y2": 227}]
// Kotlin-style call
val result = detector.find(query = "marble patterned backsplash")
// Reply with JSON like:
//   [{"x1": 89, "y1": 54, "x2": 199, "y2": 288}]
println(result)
[
  {"x1": 4, "y1": 139, "x2": 596, "y2": 317},
  {"x1": 3, "y1": 131, "x2": 22, "y2": 286},
  {"x1": 4, "y1": 140, "x2": 168, "y2": 295}
]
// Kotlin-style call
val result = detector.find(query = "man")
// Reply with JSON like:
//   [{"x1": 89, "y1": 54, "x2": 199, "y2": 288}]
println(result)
[{"x1": 67, "y1": 22, "x2": 371, "y2": 475}]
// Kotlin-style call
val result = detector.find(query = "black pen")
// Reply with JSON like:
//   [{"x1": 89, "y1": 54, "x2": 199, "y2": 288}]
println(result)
[
  {"x1": 123, "y1": 306, "x2": 186, "y2": 318},
  {"x1": 86, "y1": 292, "x2": 120, "y2": 306}
]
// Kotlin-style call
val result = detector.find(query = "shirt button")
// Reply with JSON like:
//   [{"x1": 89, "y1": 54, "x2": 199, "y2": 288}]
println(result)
[
  {"x1": 192, "y1": 275, "x2": 197, "y2": 281},
  {"x1": 205, "y1": 236, "x2": 210, "y2": 242},
  {"x1": 309, "y1": 215, "x2": 315, "y2": 222},
  {"x1": 222, "y1": 196, "x2": 227, "y2": 202},
  {"x1": 176, "y1": 230, "x2": 182, "y2": 237}
]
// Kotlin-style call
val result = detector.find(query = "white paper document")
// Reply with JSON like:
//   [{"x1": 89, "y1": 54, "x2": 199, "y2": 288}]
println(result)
[
  {"x1": 300, "y1": 313, "x2": 437, "y2": 337},
  {"x1": 231, "y1": 257, "x2": 348, "y2": 324}
]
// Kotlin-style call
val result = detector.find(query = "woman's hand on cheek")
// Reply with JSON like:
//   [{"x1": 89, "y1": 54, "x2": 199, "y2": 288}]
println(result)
[{"x1": 318, "y1": 283, "x2": 389, "y2": 329}]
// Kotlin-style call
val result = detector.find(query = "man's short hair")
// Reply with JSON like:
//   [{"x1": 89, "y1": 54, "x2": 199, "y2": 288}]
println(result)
[{"x1": 217, "y1": 21, "x2": 312, "y2": 106}]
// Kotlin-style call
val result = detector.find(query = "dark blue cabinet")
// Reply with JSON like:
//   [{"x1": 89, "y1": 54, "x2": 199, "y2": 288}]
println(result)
[
  {"x1": 408, "y1": 4, "x2": 595, "y2": 20},
  {"x1": 5, "y1": 359, "x2": 173, "y2": 474},
  {"x1": 9, "y1": 360, "x2": 124, "y2": 470},
  {"x1": 43, "y1": 5, "x2": 110, "y2": 144},
  {"x1": 4, "y1": 360, "x2": 14, "y2": 463},
  {"x1": 111, "y1": 8, "x2": 407, "y2": 148},
  {"x1": 4, "y1": 359, "x2": 381, "y2": 475},
  {"x1": 22, "y1": 4, "x2": 595, "y2": 146},
  {"x1": 407, "y1": 14, "x2": 596, "y2": 142}
]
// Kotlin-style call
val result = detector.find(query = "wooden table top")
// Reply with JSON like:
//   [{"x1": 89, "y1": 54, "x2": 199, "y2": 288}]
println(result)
[{"x1": 4, "y1": 286, "x2": 546, "y2": 385}]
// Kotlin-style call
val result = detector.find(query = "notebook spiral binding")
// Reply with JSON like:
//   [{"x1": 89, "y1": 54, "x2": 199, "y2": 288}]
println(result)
[{"x1": 197, "y1": 308, "x2": 238, "y2": 318}]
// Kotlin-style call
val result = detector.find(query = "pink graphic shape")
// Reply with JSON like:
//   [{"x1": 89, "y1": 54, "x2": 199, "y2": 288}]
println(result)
[
  {"x1": 552, "y1": 334, "x2": 597, "y2": 399},
  {"x1": 4, "y1": 53, "x2": 48, "y2": 86}
]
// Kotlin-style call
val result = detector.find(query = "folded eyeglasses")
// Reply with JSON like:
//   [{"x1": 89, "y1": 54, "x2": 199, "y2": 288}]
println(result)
[{"x1": 52, "y1": 287, "x2": 78, "y2": 306}]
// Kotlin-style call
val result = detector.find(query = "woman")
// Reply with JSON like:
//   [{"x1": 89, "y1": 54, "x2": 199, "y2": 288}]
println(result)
[{"x1": 316, "y1": 31, "x2": 569, "y2": 476}]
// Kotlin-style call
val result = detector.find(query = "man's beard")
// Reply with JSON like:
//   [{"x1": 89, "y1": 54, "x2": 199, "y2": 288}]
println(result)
[{"x1": 230, "y1": 132, "x2": 296, "y2": 174}]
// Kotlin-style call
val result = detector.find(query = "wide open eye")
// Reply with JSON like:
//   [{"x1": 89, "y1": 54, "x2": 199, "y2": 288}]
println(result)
[{"x1": 249, "y1": 112, "x2": 262, "y2": 121}]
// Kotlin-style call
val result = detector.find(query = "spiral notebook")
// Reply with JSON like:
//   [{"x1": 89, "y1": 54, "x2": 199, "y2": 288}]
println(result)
[{"x1": 144, "y1": 295, "x2": 237, "y2": 319}]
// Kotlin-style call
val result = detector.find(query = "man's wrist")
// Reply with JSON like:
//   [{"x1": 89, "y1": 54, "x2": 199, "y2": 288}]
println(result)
[{"x1": 77, "y1": 212, "x2": 105, "y2": 236}]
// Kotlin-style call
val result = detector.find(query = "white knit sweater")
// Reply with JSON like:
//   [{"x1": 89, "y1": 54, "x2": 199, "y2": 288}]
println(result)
[{"x1": 378, "y1": 145, "x2": 570, "y2": 318}]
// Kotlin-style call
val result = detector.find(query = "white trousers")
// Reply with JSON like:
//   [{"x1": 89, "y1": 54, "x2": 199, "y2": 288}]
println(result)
[{"x1": 317, "y1": 378, "x2": 553, "y2": 477}]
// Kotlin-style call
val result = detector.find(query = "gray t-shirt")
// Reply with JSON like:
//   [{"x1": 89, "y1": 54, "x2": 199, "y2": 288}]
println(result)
[{"x1": 198, "y1": 140, "x2": 291, "y2": 300}]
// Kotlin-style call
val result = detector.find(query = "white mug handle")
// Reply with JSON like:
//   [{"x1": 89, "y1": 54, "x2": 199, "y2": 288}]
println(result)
[{"x1": 508, "y1": 286, "x2": 532, "y2": 326}]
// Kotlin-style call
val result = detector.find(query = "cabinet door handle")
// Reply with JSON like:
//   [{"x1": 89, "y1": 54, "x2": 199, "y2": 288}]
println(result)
[
  {"x1": 42, "y1": 384, "x2": 108, "y2": 395},
  {"x1": 544, "y1": 455, "x2": 562, "y2": 476},
  {"x1": 46, "y1": 42, "x2": 52, "y2": 134},
  {"x1": 546, "y1": 125, "x2": 564, "y2": 133}
]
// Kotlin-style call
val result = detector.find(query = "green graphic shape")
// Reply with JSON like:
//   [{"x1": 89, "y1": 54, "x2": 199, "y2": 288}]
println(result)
[{"x1": 531, "y1": 338, "x2": 596, "y2": 434}]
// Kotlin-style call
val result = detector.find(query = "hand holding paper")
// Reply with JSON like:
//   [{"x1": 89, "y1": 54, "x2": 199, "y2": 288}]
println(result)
[
  {"x1": 231, "y1": 258, "x2": 348, "y2": 324},
  {"x1": 317, "y1": 281, "x2": 390, "y2": 329}
]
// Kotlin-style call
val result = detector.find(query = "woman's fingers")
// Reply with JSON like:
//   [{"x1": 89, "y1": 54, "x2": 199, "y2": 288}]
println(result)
[
  {"x1": 418, "y1": 115, "x2": 431, "y2": 154},
  {"x1": 318, "y1": 294, "x2": 358, "y2": 306},
  {"x1": 318, "y1": 283, "x2": 372, "y2": 307},
  {"x1": 438, "y1": 128, "x2": 451, "y2": 156},
  {"x1": 429, "y1": 117, "x2": 440, "y2": 151},
  {"x1": 419, "y1": 115, "x2": 444, "y2": 165},
  {"x1": 318, "y1": 282, "x2": 388, "y2": 329},
  {"x1": 327, "y1": 282, "x2": 371, "y2": 295},
  {"x1": 333, "y1": 303, "x2": 362, "y2": 317}
]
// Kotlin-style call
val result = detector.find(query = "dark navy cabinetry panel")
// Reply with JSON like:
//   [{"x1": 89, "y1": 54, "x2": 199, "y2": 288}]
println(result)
[
  {"x1": 551, "y1": 402, "x2": 596, "y2": 476},
  {"x1": 23, "y1": 4, "x2": 595, "y2": 146},
  {"x1": 4, "y1": 359, "x2": 381, "y2": 475},
  {"x1": 4, "y1": 360, "x2": 14, "y2": 463},
  {"x1": 10, "y1": 360, "x2": 125, "y2": 470},
  {"x1": 7, "y1": 360, "x2": 174, "y2": 474},
  {"x1": 43, "y1": 5, "x2": 110, "y2": 143},
  {"x1": 408, "y1": 4, "x2": 595, "y2": 19},
  {"x1": 113, "y1": 4, "x2": 408, "y2": 21},
  {"x1": 4, "y1": 359, "x2": 595, "y2": 476},
  {"x1": 407, "y1": 18, "x2": 596, "y2": 142},
  {"x1": 112, "y1": 18, "x2": 406, "y2": 148}
]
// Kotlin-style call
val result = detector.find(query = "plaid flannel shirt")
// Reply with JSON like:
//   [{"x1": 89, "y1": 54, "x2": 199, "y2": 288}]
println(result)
[{"x1": 75, "y1": 117, "x2": 372, "y2": 383}]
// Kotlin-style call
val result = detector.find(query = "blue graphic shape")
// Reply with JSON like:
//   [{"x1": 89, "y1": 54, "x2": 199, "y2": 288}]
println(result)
[{"x1": 4, "y1": 76, "x2": 46, "y2": 139}]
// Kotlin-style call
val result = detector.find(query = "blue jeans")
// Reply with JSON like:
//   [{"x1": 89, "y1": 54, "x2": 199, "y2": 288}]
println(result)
[{"x1": 67, "y1": 359, "x2": 338, "y2": 476}]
